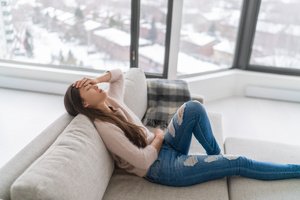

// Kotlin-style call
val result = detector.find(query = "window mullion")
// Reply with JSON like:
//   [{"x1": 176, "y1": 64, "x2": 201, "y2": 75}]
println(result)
[
  {"x1": 233, "y1": 0, "x2": 261, "y2": 70},
  {"x1": 165, "y1": 0, "x2": 183, "y2": 79},
  {"x1": 130, "y1": 0, "x2": 140, "y2": 68}
]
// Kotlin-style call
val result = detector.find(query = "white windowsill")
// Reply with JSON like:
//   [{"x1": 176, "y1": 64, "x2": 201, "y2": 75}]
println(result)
[
  {"x1": 0, "y1": 62, "x2": 104, "y2": 95},
  {"x1": 1, "y1": 62, "x2": 300, "y2": 102}
]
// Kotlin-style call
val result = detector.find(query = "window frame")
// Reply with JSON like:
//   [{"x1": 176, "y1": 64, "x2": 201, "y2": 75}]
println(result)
[{"x1": 236, "y1": 0, "x2": 300, "y2": 76}]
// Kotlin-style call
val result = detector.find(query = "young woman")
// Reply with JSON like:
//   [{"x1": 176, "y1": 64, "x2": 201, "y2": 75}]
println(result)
[{"x1": 64, "y1": 68, "x2": 300, "y2": 187}]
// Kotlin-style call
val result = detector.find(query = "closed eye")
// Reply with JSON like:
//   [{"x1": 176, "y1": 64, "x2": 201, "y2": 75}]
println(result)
[{"x1": 84, "y1": 83, "x2": 92, "y2": 91}]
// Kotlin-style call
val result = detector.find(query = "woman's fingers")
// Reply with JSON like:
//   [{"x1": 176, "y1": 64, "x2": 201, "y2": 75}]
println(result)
[
  {"x1": 73, "y1": 78, "x2": 87, "y2": 88},
  {"x1": 72, "y1": 77, "x2": 97, "y2": 88},
  {"x1": 79, "y1": 78, "x2": 89, "y2": 88}
]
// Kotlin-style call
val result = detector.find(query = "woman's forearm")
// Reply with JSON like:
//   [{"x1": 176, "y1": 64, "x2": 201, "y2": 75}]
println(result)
[
  {"x1": 96, "y1": 71, "x2": 112, "y2": 83},
  {"x1": 150, "y1": 135, "x2": 164, "y2": 153}
]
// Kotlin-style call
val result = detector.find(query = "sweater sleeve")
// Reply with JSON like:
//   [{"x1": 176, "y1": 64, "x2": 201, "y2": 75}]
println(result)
[
  {"x1": 106, "y1": 68, "x2": 124, "y2": 102},
  {"x1": 94, "y1": 122, "x2": 158, "y2": 170}
]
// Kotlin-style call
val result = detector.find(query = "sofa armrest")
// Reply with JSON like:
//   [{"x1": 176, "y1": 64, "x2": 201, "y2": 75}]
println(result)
[{"x1": 191, "y1": 94, "x2": 205, "y2": 104}]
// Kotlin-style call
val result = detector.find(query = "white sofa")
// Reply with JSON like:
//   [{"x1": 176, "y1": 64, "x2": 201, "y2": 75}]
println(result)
[{"x1": 1, "y1": 68, "x2": 300, "y2": 200}]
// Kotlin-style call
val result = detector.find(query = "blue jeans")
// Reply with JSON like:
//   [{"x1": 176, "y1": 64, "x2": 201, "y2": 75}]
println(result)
[{"x1": 144, "y1": 100, "x2": 300, "y2": 187}]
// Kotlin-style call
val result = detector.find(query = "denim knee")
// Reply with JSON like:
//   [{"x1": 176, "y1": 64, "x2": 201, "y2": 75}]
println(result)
[{"x1": 185, "y1": 100, "x2": 206, "y2": 116}]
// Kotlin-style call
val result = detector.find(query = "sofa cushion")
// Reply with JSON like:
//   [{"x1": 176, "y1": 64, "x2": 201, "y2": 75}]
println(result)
[
  {"x1": 103, "y1": 168, "x2": 228, "y2": 200},
  {"x1": 10, "y1": 114, "x2": 114, "y2": 200},
  {"x1": 225, "y1": 137, "x2": 300, "y2": 200},
  {"x1": 103, "y1": 112, "x2": 229, "y2": 200},
  {"x1": 123, "y1": 68, "x2": 148, "y2": 120}
]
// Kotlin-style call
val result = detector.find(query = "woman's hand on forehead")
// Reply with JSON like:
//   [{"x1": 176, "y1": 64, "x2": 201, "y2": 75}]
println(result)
[{"x1": 73, "y1": 77, "x2": 98, "y2": 88}]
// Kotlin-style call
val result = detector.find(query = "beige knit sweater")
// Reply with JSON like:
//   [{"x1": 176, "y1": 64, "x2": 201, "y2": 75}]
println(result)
[{"x1": 93, "y1": 68, "x2": 158, "y2": 177}]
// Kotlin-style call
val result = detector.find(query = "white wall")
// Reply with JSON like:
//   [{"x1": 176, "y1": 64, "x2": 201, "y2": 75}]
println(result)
[
  {"x1": 234, "y1": 70, "x2": 300, "y2": 96},
  {"x1": 184, "y1": 69, "x2": 300, "y2": 102}
]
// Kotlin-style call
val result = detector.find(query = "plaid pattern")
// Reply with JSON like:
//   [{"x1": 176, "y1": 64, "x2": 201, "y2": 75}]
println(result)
[{"x1": 142, "y1": 79, "x2": 191, "y2": 128}]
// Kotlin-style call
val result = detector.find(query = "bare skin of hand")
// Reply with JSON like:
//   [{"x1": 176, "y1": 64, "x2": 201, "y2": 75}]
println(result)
[
  {"x1": 73, "y1": 77, "x2": 98, "y2": 88},
  {"x1": 154, "y1": 128, "x2": 165, "y2": 139}
]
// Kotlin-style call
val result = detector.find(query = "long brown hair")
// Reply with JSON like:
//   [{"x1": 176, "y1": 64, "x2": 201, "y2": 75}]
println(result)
[{"x1": 64, "y1": 84, "x2": 148, "y2": 148}]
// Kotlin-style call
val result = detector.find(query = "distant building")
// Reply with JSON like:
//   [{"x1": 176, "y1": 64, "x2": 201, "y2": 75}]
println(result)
[
  {"x1": 213, "y1": 39, "x2": 235, "y2": 66},
  {"x1": 139, "y1": 43, "x2": 221, "y2": 75},
  {"x1": 180, "y1": 32, "x2": 217, "y2": 60},
  {"x1": 93, "y1": 28, "x2": 151, "y2": 62},
  {"x1": 0, "y1": 0, "x2": 14, "y2": 58}
]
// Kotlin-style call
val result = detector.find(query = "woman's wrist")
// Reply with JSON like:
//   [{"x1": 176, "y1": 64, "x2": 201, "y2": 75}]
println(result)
[
  {"x1": 151, "y1": 134, "x2": 164, "y2": 153},
  {"x1": 154, "y1": 128, "x2": 165, "y2": 140},
  {"x1": 96, "y1": 71, "x2": 111, "y2": 83}
]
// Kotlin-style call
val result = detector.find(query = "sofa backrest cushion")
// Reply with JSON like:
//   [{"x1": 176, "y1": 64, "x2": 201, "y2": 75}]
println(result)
[
  {"x1": 123, "y1": 68, "x2": 147, "y2": 120},
  {"x1": 10, "y1": 114, "x2": 114, "y2": 200}
]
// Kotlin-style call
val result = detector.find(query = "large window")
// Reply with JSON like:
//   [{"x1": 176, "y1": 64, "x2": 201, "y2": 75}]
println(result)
[
  {"x1": 250, "y1": 1, "x2": 300, "y2": 69},
  {"x1": 177, "y1": 0, "x2": 242, "y2": 76},
  {"x1": 138, "y1": 1, "x2": 167, "y2": 74},
  {"x1": 2, "y1": 0, "x2": 299, "y2": 79},
  {"x1": 0, "y1": 0, "x2": 131, "y2": 71}
]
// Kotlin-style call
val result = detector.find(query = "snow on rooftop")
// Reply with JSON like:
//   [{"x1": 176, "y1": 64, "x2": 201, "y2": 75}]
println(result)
[
  {"x1": 256, "y1": 21, "x2": 285, "y2": 34},
  {"x1": 41, "y1": 7, "x2": 55, "y2": 16},
  {"x1": 41, "y1": 7, "x2": 65, "y2": 19},
  {"x1": 94, "y1": 28, "x2": 151, "y2": 47},
  {"x1": 285, "y1": 24, "x2": 300, "y2": 36},
  {"x1": 142, "y1": 0, "x2": 165, "y2": 7},
  {"x1": 139, "y1": 44, "x2": 165, "y2": 64},
  {"x1": 183, "y1": 32, "x2": 216, "y2": 46},
  {"x1": 98, "y1": 10, "x2": 115, "y2": 18},
  {"x1": 202, "y1": 7, "x2": 229, "y2": 21},
  {"x1": 213, "y1": 39, "x2": 235, "y2": 54},
  {"x1": 220, "y1": 10, "x2": 240, "y2": 27},
  {"x1": 64, "y1": 18, "x2": 76, "y2": 26},
  {"x1": 56, "y1": 12, "x2": 74, "y2": 22},
  {"x1": 15, "y1": 0, "x2": 36, "y2": 7},
  {"x1": 140, "y1": 23, "x2": 151, "y2": 29},
  {"x1": 139, "y1": 43, "x2": 222, "y2": 73},
  {"x1": 84, "y1": 20, "x2": 102, "y2": 31}
]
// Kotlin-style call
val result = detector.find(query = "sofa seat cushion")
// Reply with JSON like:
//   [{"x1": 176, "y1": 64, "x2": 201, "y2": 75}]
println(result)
[
  {"x1": 225, "y1": 137, "x2": 300, "y2": 200},
  {"x1": 103, "y1": 168, "x2": 228, "y2": 200},
  {"x1": 103, "y1": 112, "x2": 228, "y2": 200},
  {"x1": 10, "y1": 114, "x2": 114, "y2": 200}
]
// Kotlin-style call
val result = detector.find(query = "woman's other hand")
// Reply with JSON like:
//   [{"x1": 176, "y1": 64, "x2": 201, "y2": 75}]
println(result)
[
  {"x1": 150, "y1": 128, "x2": 165, "y2": 153},
  {"x1": 154, "y1": 128, "x2": 165, "y2": 140},
  {"x1": 73, "y1": 77, "x2": 98, "y2": 88}
]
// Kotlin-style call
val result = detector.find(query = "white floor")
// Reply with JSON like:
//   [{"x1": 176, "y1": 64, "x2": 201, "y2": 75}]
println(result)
[
  {"x1": 1, "y1": 88, "x2": 300, "y2": 169},
  {"x1": 205, "y1": 96, "x2": 300, "y2": 146},
  {"x1": 0, "y1": 88, "x2": 65, "y2": 168}
]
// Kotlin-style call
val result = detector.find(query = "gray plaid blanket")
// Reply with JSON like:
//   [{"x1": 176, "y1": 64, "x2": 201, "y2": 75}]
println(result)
[{"x1": 142, "y1": 79, "x2": 191, "y2": 128}]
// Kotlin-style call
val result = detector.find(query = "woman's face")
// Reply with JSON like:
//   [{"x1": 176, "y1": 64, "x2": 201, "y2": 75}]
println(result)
[{"x1": 79, "y1": 83, "x2": 107, "y2": 108}]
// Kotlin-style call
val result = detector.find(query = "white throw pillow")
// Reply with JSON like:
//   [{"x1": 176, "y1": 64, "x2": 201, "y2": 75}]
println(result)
[
  {"x1": 10, "y1": 114, "x2": 115, "y2": 200},
  {"x1": 124, "y1": 68, "x2": 148, "y2": 120}
]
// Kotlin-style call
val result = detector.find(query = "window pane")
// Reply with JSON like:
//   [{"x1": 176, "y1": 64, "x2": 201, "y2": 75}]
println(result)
[
  {"x1": 0, "y1": 0, "x2": 130, "y2": 71},
  {"x1": 178, "y1": 0, "x2": 242, "y2": 76},
  {"x1": 138, "y1": 1, "x2": 167, "y2": 74},
  {"x1": 250, "y1": 1, "x2": 300, "y2": 69}
]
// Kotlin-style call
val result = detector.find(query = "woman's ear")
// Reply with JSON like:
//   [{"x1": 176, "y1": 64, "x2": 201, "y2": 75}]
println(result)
[{"x1": 83, "y1": 101, "x2": 89, "y2": 108}]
